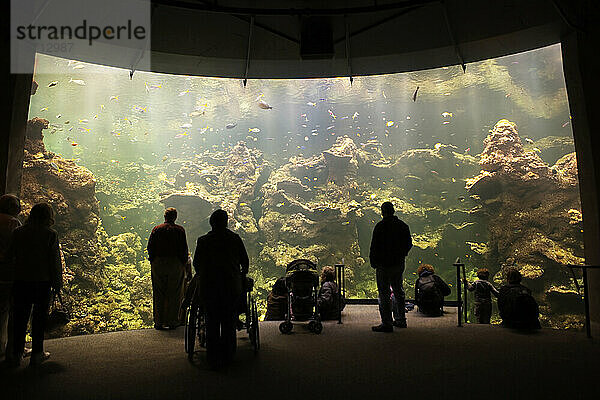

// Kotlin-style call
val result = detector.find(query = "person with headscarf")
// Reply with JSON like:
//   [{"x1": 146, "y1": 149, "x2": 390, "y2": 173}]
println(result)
[{"x1": 5, "y1": 203, "x2": 62, "y2": 367}]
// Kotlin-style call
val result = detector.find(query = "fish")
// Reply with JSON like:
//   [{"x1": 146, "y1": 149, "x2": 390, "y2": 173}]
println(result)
[
  {"x1": 69, "y1": 78, "x2": 86, "y2": 85},
  {"x1": 352, "y1": 112, "x2": 359, "y2": 121},
  {"x1": 56, "y1": 114, "x2": 62, "y2": 119},
  {"x1": 307, "y1": 102, "x2": 316, "y2": 106},
  {"x1": 304, "y1": 137, "x2": 309, "y2": 141},
  {"x1": 382, "y1": 91, "x2": 387, "y2": 99},
  {"x1": 434, "y1": 143, "x2": 443, "y2": 151},
  {"x1": 248, "y1": 128, "x2": 261, "y2": 133},
  {"x1": 110, "y1": 96, "x2": 119, "y2": 101},
  {"x1": 470, "y1": 195, "x2": 481, "y2": 200},
  {"x1": 111, "y1": 131, "x2": 120, "y2": 136},
  {"x1": 342, "y1": 221, "x2": 350, "y2": 225},
  {"x1": 441, "y1": 112, "x2": 453, "y2": 118},
  {"x1": 258, "y1": 99, "x2": 273, "y2": 109},
  {"x1": 464, "y1": 147, "x2": 470, "y2": 153},
  {"x1": 175, "y1": 133, "x2": 188, "y2": 138},
  {"x1": 524, "y1": 138, "x2": 534, "y2": 144},
  {"x1": 386, "y1": 121, "x2": 394, "y2": 127},
  {"x1": 443, "y1": 121, "x2": 450, "y2": 125},
  {"x1": 124, "y1": 117, "x2": 132, "y2": 125},
  {"x1": 412, "y1": 86, "x2": 419, "y2": 102},
  {"x1": 132, "y1": 106, "x2": 146, "y2": 113},
  {"x1": 458, "y1": 196, "x2": 465, "y2": 202},
  {"x1": 328, "y1": 109, "x2": 337, "y2": 119},
  {"x1": 48, "y1": 81, "x2": 58, "y2": 88},
  {"x1": 443, "y1": 92, "x2": 451, "y2": 96},
  {"x1": 72, "y1": 64, "x2": 84, "y2": 69},
  {"x1": 276, "y1": 202, "x2": 284, "y2": 207},
  {"x1": 326, "y1": 126, "x2": 335, "y2": 130},
  {"x1": 79, "y1": 119, "x2": 88, "y2": 123},
  {"x1": 71, "y1": 142, "x2": 78, "y2": 146},
  {"x1": 198, "y1": 127, "x2": 209, "y2": 134},
  {"x1": 404, "y1": 175, "x2": 422, "y2": 181},
  {"x1": 78, "y1": 127, "x2": 90, "y2": 133},
  {"x1": 178, "y1": 90, "x2": 191, "y2": 96},
  {"x1": 226, "y1": 123, "x2": 237, "y2": 129},
  {"x1": 145, "y1": 83, "x2": 161, "y2": 91},
  {"x1": 180, "y1": 123, "x2": 193, "y2": 129},
  {"x1": 93, "y1": 114, "x2": 98, "y2": 119},
  {"x1": 40, "y1": 107, "x2": 48, "y2": 111},
  {"x1": 562, "y1": 121, "x2": 570, "y2": 128}
]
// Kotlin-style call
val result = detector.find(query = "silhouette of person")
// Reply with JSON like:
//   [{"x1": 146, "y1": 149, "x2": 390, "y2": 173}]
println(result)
[
  {"x1": 370, "y1": 202, "x2": 412, "y2": 332},
  {"x1": 0, "y1": 195, "x2": 22, "y2": 359},
  {"x1": 147, "y1": 208, "x2": 189, "y2": 330},
  {"x1": 6, "y1": 203, "x2": 62, "y2": 367},
  {"x1": 414, "y1": 264, "x2": 451, "y2": 316},
  {"x1": 317, "y1": 266, "x2": 341, "y2": 321},
  {"x1": 498, "y1": 267, "x2": 541, "y2": 329},
  {"x1": 193, "y1": 209, "x2": 249, "y2": 369}
]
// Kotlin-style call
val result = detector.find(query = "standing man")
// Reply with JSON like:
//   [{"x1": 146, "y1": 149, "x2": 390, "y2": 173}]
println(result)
[
  {"x1": 369, "y1": 201, "x2": 413, "y2": 332},
  {"x1": 194, "y1": 209, "x2": 249, "y2": 369},
  {"x1": 147, "y1": 208, "x2": 189, "y2": 330}
]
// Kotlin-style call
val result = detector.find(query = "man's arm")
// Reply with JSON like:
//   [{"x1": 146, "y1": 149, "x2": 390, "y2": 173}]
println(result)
[
  {"x1": 403, "y1": 224, "x2": 413, "y2": 255},
  {"x1": 179, "y1": 227, "x2": 189, "y2": 265},
  {"x1": 488, "y1": 281, "x2": 500, "y2": 297},
  {"x1": 436, "y1": 275, "x2": 452, "y2": 296},
  {"x1": 238, "y1": 235, "x2": 249, "y2": 275},
  {"x1": 193, "y1": 237, "x2": 203, "y2": 275},
  {"x1": 147, "y1": 227, "x2": 156, "y2": 261},
  {"x1": 369, "y1": 223, "x2": 380, "y2": 268}
]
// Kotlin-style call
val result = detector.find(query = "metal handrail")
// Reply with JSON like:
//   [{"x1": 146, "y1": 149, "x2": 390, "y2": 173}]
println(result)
[
  {"x1": 564, "y1": 264, "x2": 600, "y2": 338},
  {"x1": 335, "y1": 264, "x2": 345, "y2": 324},
  {"x1": 453, "y1": 258, "x2": 464, "y2": 327}
]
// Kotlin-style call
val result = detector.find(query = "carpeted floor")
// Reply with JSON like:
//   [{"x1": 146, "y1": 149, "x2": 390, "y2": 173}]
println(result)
[{"x1": 1, "y1": 305, "x2": 599, "y2": 400}]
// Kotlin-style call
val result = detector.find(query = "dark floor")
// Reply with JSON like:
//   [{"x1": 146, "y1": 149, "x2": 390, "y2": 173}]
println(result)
[{"x1": 1, "y1": 306, "x2": 599, "y2": 400}]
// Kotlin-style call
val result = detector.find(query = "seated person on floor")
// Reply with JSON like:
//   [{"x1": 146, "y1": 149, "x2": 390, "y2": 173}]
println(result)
[
  {"x1": 414, "y1": 264, "x2": 451, "y2": 317},
  {"x1": 264, "y1": 277, "x2": 288, "y2": 321},
  {"x1": 498, "y1": 267, "x2": 541, "y2": 329},
  {"x1": 317, "y1": 266, "x2": 342, "y2": 320}
]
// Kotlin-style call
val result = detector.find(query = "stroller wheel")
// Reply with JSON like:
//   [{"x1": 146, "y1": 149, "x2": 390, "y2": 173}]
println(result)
[
  {"x1": 307, "y1": 320, "x2": 316, "y2": 332},
  {"x1": 279, "y1": 321, "x2": 293, "y2": 334},
  {"x1": 313, "y1": 321, "x2": 323, "y2": 334}
]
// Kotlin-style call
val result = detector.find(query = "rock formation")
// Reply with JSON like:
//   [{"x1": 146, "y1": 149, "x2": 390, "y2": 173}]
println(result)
[{"x1": 466, "y1": 119, "x2": 584, "y2": 328}]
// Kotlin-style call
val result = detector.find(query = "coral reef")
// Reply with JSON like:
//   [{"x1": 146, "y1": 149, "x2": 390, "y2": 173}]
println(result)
[{"x1": 466, "y1": 119, "x2": 584, "y2": 328}]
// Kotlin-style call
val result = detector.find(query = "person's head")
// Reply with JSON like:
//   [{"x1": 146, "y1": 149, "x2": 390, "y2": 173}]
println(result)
[
  {"x1": 272, "y1": 277, "x2": 287, "y2": 296},
  {"x1": 26, "y1": 203, "x2": 54, "y2": 226},
  {"x1": 321, "y1": 266, "x2": 335, "y2": 283},
  {"x1": 381, "y1": 202, "x2": 395, "y2": 217},
  {"x1": 417, "y1": 264, "x2": 435, "y2": 275},
  {"x1": 164, "y1": 207, "x2": 177, "y2": 223},
  {"x1": 0, "y1": 194, "x2": 21, "y2": 216},
  {"x1": 476, "y1": 268, "x2": 490, "y2": 280},
  {"x1": 209, "y1": 209, "x2": 228, "y2": 230},
  {"x1": 505, "y1": 267, "x2": 522, "y2": 284}
]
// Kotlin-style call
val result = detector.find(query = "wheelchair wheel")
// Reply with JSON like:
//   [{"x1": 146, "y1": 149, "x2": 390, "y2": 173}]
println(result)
[
  {"x1": 313, "y1": 321, "x2": 323, "y2": 334},
  {"x1": 185, "y1": 307, "x2": 197, "y2": 360},
  {"x1": 279, "y1": 321, "x2": 293, "y2": 334}
]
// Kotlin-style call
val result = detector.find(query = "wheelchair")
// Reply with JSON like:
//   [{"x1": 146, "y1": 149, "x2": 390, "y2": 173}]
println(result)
[{"x1": 184, "y1": 275, "x2": 259, "y2": 361}]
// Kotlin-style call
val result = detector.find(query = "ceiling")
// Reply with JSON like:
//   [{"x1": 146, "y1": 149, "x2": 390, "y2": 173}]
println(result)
[{"x1": 36, "y1": 0, "x2": 576, "y2": 78}]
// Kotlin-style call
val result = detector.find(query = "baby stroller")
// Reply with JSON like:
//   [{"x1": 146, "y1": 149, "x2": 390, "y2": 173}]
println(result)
[
  {"x1": 279, "y1": 259, "x2": 323, "y2": 334},
  {"x1": 184, "y1": 274, "x2": 260, "y2": 361}
]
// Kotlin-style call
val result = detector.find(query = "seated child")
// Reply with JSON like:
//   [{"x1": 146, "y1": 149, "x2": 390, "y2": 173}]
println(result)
[
  {"x1": 498, "y1": 267, "x2": 541, "y2": 329},
  {"x1": 317, "y1": 266, "x2": 341, "y2": 320},
  {"x1": 464, "y1": 268, "x2": 499, "y2": 324},
  {"x1": 264, "y1": 277, "x2": 288, "y2": 321},
  {"x1": 415, "y1": 264, "x2": 451, "y2": 317}
]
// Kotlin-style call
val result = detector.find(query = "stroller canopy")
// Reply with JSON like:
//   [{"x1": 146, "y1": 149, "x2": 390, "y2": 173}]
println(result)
[{"x1": 286, "y1": 259, "x2": 318, "y2": 275}]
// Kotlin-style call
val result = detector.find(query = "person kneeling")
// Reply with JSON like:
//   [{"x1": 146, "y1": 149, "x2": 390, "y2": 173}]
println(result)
[{"x1": 415, "y1": 264, "x2": 451, "y2": 317}]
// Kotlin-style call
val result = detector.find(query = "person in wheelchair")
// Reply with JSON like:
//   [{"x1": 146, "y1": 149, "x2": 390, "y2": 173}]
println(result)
[{"x1": 193, "y1": 209, "x2": 249, "y2": 369}]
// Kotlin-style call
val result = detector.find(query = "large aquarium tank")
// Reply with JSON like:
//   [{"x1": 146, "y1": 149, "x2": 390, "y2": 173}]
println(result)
[{"x1": 22, "y1": 43, "x2": 584, "y2": 335}]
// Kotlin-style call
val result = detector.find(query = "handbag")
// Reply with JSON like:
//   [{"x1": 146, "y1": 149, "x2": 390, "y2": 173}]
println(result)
[{"x1": 46, "y1": 290, "x2": 70, "y2": 333}]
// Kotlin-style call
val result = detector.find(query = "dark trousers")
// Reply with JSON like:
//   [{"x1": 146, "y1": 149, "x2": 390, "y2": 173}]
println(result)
[
  {"x1": 11, "y1": 281, "x2": 52, "y2": 357},
  {"x1": 376, "y1": 268, "x2": 405, "y2": 326},
  {"x1": 474, "y1": 302, "x2": 492, "y2": 324},
  {"x1": 151, "y1": 257, "x2": 185, "y2": 327},
  {"x1": 205, "y1": 299, "x2": 237, "y2": 368}
]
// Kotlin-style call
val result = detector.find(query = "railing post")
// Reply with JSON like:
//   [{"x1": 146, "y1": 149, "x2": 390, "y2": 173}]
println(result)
[
  {"x1": 454, "y1": 258, "x2": 464, "y2": 327},
  {"x1": 462, "y1": 264, "x2": 468, "y2": 323},
  {"x1": 335, "y1": 264, "x2": 344, "y2": 324}
]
